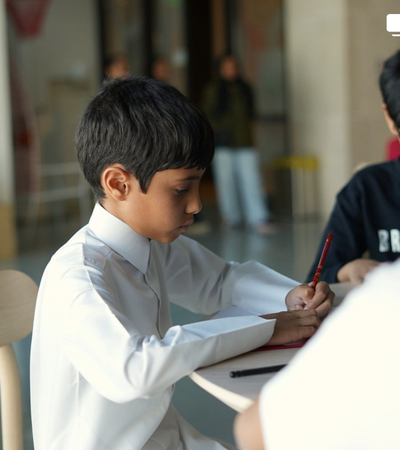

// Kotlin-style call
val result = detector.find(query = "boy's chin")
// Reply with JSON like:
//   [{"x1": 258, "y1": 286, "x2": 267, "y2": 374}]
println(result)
[{"x1": 150, "y1": 231, "x2": 181, "y2": 244}]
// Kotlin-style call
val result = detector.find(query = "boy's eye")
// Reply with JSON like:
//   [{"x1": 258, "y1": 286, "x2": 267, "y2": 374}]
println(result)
[{"x1": 176, "y1": 189, "x2": 188, "y2": 195}]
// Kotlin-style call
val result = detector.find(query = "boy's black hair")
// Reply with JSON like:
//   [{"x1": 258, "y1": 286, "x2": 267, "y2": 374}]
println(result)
[
  {"x1": 76, "y1": 76, "x2": 214, "y2": 201},
  {"x1": 379, "y1": 49, "x2": 400, "y2": 129}
]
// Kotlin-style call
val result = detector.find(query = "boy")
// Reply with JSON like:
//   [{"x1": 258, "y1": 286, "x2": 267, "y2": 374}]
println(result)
[
  {"x1": 30, "y1": 77, "x2": 333, "y2": 450},
  {"x1": 306, "y1": 49, "x2": 400, "y2": 285}
]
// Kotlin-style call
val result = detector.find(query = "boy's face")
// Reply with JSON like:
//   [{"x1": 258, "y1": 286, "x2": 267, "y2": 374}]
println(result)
[{"x1": 122, "y1": 167, "x2": 205, "y2": 244}]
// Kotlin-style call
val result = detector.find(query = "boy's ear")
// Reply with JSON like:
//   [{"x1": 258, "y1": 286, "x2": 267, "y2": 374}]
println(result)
[
  {"x1": 101, "y1": 164, "x2": 137, "y2": 201},
  {"x1": 382, "y1": 103, "x2": 399, "y2": 136}
]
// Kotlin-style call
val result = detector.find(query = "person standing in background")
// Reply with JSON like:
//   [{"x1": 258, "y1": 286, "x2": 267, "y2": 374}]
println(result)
[
  {"x1": 150, "y1": 56, "x2": 171, "y2": 83},
  {"x1": 104, "y1": 55, "x2": 130, "y2": 80},
  {"x1": 201, "y1": 54, "x2": 276, "y2": 234}
]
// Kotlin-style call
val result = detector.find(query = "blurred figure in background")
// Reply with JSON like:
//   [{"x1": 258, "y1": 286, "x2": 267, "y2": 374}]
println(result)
[
  {"x1": 201, "y1": 54, "x2": 276, "y2": 234},
  {"x1": 104, "y1": 54, "x2": 130, "y2": 79},
  {"x1": 151, "y1": 56, "x2": 171, "y2": 83}
]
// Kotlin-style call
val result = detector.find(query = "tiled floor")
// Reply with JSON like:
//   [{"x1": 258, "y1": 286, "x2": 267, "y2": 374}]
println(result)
[{"x1": 0, "y1": 207, "x2": 324, "y2": 448}]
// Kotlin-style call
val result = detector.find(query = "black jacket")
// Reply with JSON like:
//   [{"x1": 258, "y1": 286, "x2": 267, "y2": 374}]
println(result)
[{"x1": 306, "y1": 159, "x2": 400, "y2": 283}]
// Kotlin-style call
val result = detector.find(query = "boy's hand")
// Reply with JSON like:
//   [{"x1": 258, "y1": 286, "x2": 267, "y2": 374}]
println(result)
[
  {"x1": 260, "y1": 310, "x2": 320, "y2": 346},
  {"x1": 285, "y1": 282, "x2": 334, "y2": 318},
  {"x1": 337, "y1": 258, "x2": 381, "y2": 285}
]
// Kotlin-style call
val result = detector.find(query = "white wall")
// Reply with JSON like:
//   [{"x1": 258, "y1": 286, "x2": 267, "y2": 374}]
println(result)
[
  {"x1": 284, "y1": 0, "x2": 351, "y2": 218},
  {"x1": 284, "y1": 0, "x2": 400, "y2": 218},
  {"x1": 347, "y1": 0, "x2": 400, "y2": 168}
]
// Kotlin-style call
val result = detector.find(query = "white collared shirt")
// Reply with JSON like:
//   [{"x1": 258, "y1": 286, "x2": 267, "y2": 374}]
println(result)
[{"x1": 31, "y1": 204, "x2": 297, "y2": 450}]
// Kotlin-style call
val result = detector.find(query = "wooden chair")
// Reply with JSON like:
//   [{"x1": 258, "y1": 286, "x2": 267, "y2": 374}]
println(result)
[{"x1": 0, "y1": 270, "x2": 38, "y2": 450}]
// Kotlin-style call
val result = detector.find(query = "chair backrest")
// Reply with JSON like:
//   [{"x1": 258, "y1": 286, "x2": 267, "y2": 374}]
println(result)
[{"x1": 0, "y1": 270, "x2": 38, "y2": 450}]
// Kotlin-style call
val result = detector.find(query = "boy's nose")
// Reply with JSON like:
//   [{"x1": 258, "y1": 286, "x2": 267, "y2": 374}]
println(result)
[{"x1": 187, "y1": 193, "x2": 202, "y2": 215}]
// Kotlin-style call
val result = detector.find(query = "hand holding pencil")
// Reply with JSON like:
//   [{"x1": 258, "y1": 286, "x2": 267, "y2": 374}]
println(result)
[
  {"x1": 310, "y1": 233, "x2": 333, "y2": 288},
  {"x1": 285, "y1": 233, "x2": 335, "y2": 317}
]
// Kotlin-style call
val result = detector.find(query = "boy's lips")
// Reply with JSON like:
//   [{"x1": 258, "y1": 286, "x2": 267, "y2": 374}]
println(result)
[{"x1": 179, "y1": 220, "x2": 194, "y2": 230}]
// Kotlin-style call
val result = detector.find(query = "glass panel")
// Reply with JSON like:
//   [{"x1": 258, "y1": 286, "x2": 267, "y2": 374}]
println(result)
[
  {"x1": 7, "y1": 0, "x2": 99, "y2": 250},
  {"x1": 152, "y1": 0, "x2": 187, "y2": 93},
  {"x1": 101, "y1": 0, "x2": 144, "y2": 76},
  {"x1": 236, "y1": 0, "x2": 286, "y2": 162}
]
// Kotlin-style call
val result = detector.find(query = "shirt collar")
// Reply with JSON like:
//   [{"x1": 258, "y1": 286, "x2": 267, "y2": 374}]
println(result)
[{"x1": 88, "y1": 203, "x2": 151, "y2": 274}]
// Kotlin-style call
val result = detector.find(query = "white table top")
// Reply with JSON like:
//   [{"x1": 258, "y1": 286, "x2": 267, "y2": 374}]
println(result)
[
  {"x1": 189, "y1": 282, "x2": 353, "y2": 412},
  {"x1": 190, "y1": 347, "x2": 300, "y2": 412}
]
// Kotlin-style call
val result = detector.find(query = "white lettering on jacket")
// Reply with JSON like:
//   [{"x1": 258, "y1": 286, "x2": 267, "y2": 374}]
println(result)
[
  {"x1": 378, "y1": 229, "x2": 400, "y2": 253},
  {"x1": 391, "y1": 229, "x2": 400, "y2": 252}
]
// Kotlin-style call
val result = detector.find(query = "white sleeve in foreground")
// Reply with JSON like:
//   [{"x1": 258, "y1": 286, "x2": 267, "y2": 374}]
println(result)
[{"x1": 258, "y1": 261, "x2": 400, "y2": 450}]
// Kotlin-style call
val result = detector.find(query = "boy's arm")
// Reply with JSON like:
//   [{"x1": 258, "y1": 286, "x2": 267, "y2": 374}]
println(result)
[
  {"x1": 57, "y1": 263, "x2": 280, "y2": 403},
  {"x1": 162, "y1": 237, "x2": 333, "y2": 322},
  {"x1": 57, "y1": 264, "x2": 322, "y2": 406},
  {"x1": 161, "y1": 236, "x2": 297, "y2": 316},
  {"x1": 336, "y1": 258, "x2": 381, "y2": 285},
  {"x1": 234, "y1": 397, "x2": 264, "y2": 450}
]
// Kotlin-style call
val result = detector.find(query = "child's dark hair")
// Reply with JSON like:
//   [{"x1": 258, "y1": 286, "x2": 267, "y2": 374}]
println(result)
[
  {"x1": 75, "y1": 76, "x2": 214, "y2": 201},
  {"x1": 379, "y1": 49, "x2": 400, "y2": 129}
]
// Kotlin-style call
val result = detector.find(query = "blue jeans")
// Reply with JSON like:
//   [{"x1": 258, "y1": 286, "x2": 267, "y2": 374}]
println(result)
[{"x1": 212, "y1": 147, "x2": 269, "y2": 227}]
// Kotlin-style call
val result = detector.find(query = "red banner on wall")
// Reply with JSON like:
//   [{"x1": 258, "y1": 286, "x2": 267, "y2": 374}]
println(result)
[{"x1": 7, "y1": 0, "x2": 52, "y2": 38}]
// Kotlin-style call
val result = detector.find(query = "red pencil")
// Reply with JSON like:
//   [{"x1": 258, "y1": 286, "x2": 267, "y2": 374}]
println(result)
[{"x1": 310, "y1": 233, "x2": 333, "y2": 288}]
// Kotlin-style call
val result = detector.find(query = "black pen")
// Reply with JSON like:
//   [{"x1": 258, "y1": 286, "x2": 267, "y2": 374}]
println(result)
[{"x1": 230, "y1": 364, "x2": 286, "y2": 378}]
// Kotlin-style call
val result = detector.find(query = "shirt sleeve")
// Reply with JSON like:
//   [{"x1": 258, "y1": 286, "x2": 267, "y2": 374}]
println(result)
[
  {"x1": 306, "y1": 176, "x2": 367, "y2": 283},
  {"x1": 259, "y1": 261, "x2": 400, "y2": 450},
  {"x1": 160, "y1": 236, "x2": 297, "y2": 315},
  {"x1": 58, "y1": 261, "x2": 276, "y2": 404}
]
